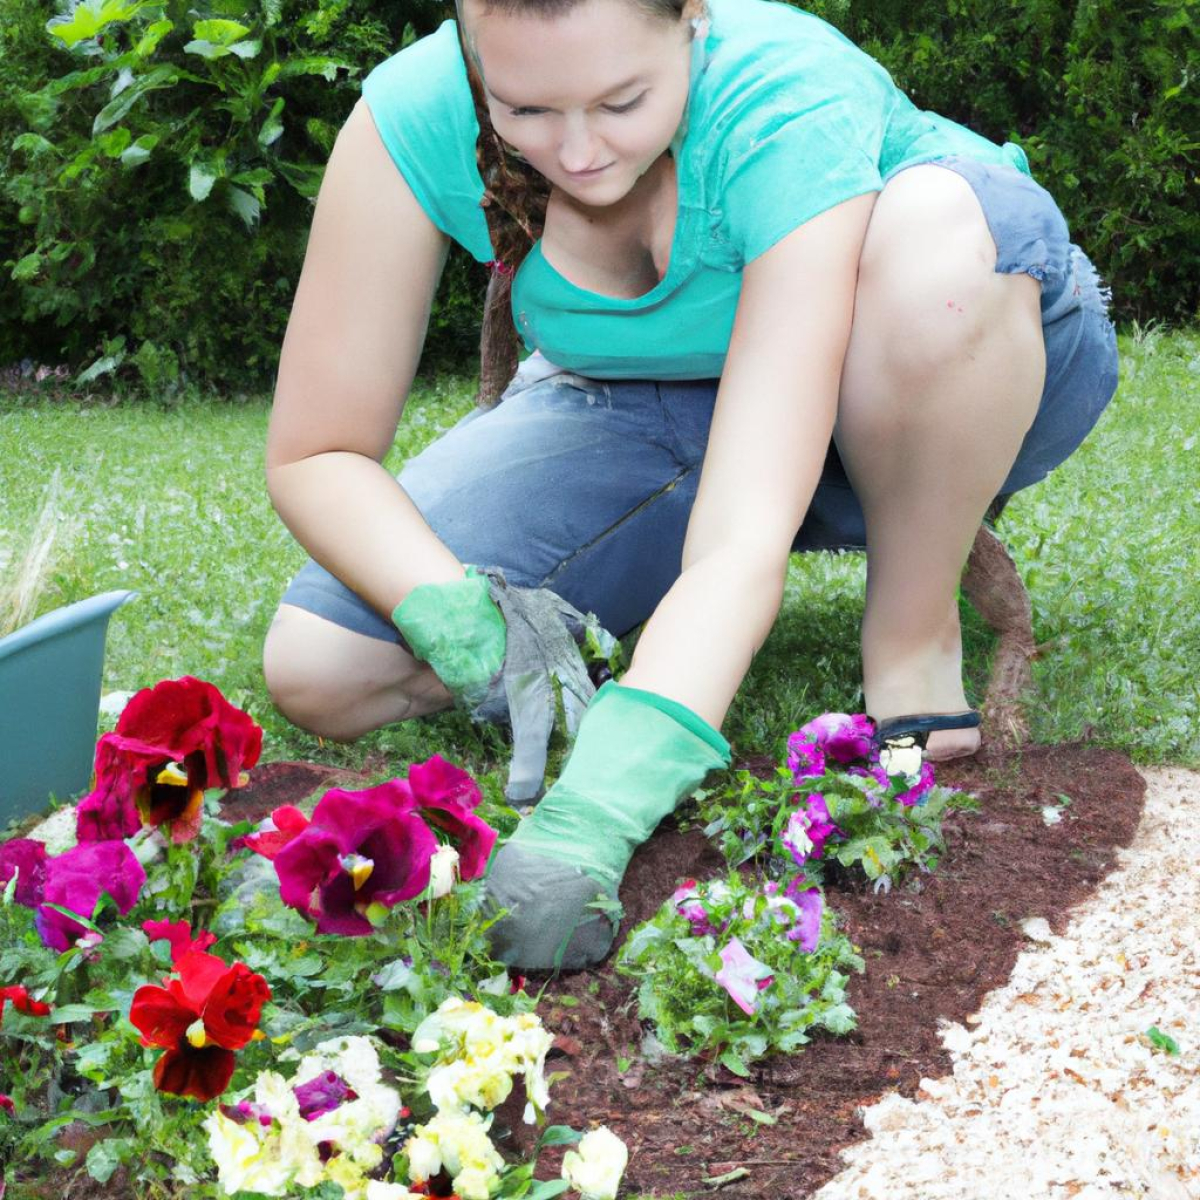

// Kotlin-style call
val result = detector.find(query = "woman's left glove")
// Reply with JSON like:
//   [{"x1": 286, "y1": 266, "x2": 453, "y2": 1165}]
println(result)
[
  {"x1": 393, "y1": 566, "x2": 615, "y2": 804},
  {"x1": 482, "y1": 680, "x2": 731, "y2": 970}
]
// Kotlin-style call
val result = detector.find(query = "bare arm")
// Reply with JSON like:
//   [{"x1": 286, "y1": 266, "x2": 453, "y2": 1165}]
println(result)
[
  {"x1": 265, "y1": 98, "x2": 466, "y2": 618},
  {"x1": 620, "y1": 192, "x2": 878, "y2": 728}
]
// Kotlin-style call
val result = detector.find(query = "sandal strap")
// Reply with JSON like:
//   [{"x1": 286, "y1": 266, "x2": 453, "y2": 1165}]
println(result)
[{"x1": 873, "y1": 710, "x2": 982, "y2": 747}]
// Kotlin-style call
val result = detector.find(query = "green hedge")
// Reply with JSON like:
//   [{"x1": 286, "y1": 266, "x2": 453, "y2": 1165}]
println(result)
[{"x1": 0, "y1": 0, "x2": 1196, "y2": 394}]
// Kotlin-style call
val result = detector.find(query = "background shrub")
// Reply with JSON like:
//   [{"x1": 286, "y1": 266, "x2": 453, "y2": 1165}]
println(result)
[{"x1": 0, "y1": 0, "x2": 1195, "y2": 394}]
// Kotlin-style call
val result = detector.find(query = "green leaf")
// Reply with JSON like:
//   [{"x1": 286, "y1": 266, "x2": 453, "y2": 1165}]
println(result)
[
  {"x1": 46, "y1": 0, "x2": 145, "y2": 49},
  {"x1": 226, "y1": 185, "x2": 262, "y2": 228},
  {"x1": 719, "y1": 1049, "x2": 750, "y2": 1077},
  {"x1": 189, "y1": 161, "x2": 221, "y2": 201},
  {"x1": 525, "y1": 1182, "x2": 571, "y2": 1200},
  {"x1": 1145, "y1": 1026, "x2": 1181, "y2": 1055},
  {"x1": 49, "y1": 1003, "x2": 108, "y2": 1024},
  {"x1": 277, "y1": 55, "x2": 350, "y2": 82},
  {"x1": 120, "y1": 134, "x2": 159, "y2": 167},
  {"x1": 133, "y1": 18, "x2": 174, "y2": 58},
  {"x1": 86, "y1": 1137, "x2": 133, "y2": 1184},
  {"x1": 12, "y1": 252, "x2": 42, "y2": 282},
  {"x1": 536, "y1": 1124, "x2": 582, "y2": 1150},
  {"x1": 258, "y1": 97, "x2": 285, "y2": 148},
  {"x1": 192, "y1": 18, "x2": 252, "y2": 45},
  {"x1": 92, "y1": 66, "x2": 179, "y2": 136},
  {"x1": 702, "y1": 1167, "x2": 750, "y2": 1186}
]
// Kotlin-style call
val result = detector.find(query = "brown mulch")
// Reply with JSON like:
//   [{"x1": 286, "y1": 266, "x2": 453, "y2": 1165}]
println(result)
[{"x1": 523, "y1": 742, "x2": 1145, "y2": 1199}]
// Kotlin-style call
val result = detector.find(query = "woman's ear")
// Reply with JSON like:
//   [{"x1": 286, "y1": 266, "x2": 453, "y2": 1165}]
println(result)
[{"x1": 681, "y1": 0, "x2": 709, "y2": 23}]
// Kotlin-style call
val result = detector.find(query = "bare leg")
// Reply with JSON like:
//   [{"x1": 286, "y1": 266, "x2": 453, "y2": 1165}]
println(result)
[
  {"x1": 262, "y1": 603, "x2": 451, "y2": 741},
  {"x1": 836, "y1": 165, "x2": 1045, "y2": 760}
]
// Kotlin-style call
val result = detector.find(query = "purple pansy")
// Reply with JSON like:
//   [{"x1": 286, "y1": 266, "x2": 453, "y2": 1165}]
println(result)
[
  {"x1": 30, "y1": 841, "x2": 146, "y2": 952},
  {"x1": 671, "y1": 879, "x2": 724, "y2": 937},
  {"x1": 272, "y1": 784, "x2": 438, "y2": 936},
  {"x1": 0, "y1": 839, "x2": 49, "y2": 907},
  {"x1": 796, "y1": 713, "x2": 875, "y2": 765},
  {"x1": 294, "y1": 1070, "x2": 357, "y2": 1121},
  {"x1": 714, "y1": 937, "x2": 775, "y2": 1016},
  {"x1": 786, "y1": 734, "x2": 826, "y2": 781},
  {"x1": 781, "y1": 793, "x2": 839, "y2": 866},
  {"x1": 895, "y1": 761, "x2": 937, "y2": 808},
  {"x1": 782, "y1": 878, "x2": 824, "y2": 952}
]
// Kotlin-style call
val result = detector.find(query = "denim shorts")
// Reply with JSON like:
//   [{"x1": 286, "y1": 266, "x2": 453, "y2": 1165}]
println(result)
[{"x1": 281, "y1": 155, "x2": 1119, "y2": 642}]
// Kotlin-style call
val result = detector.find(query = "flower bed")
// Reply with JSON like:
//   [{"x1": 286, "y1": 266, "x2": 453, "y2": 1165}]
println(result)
[{"x1": 0, "y1": 678, "x2": 1147, "y2": 1198}]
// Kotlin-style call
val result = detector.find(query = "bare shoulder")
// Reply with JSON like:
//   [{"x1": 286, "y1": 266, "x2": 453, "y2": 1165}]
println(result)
[{"x1": 268, "y1": 98, "x2": 449, "y2": 467}]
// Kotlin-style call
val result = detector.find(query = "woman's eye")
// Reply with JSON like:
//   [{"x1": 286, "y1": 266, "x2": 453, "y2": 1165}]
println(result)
[
  {"x1": 602, "y1": 94, "x2": 646, "y2": 114},
  {"x1": 508, "y1": 107, "x2": 547, "y2": 117}
]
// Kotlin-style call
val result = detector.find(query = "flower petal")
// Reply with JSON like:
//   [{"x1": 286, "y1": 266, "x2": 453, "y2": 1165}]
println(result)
[
  {"x1": 0, "y1": 838, "x2": 48, "y2": 907},
  {"x1": 152, "y1": 1041, "x2": 237, "y2": 1101},
  {"x1": 714, "y1": 937, "x2": 774, "y2": 1016}
]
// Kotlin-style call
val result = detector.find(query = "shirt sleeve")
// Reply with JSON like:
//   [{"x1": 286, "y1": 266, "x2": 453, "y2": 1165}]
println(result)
[
  {"x1": 361, "y1": 22, "x2": 493, "y2": 263},
  {"x1": 715, "y1": 35, "x2": 890, "y2": 264}
]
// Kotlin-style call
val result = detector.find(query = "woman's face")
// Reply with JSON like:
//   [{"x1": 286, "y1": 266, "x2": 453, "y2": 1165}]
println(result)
[{"x1": 461, "y1": 0, "x2": 697, "y2": 207}]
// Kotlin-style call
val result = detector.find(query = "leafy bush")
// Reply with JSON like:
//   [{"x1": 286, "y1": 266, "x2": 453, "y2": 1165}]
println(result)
[
  {"x1": 806, "y1": 0, "x2": 1200, "y2": 325},
  {"x1": 0, "y1": 0, "x2": 464, "y2": 393}
]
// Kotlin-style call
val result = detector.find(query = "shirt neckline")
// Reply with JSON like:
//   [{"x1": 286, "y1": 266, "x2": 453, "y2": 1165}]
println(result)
[{"x1": 519, "y1": 16, "x2": 712, "y2": 309}]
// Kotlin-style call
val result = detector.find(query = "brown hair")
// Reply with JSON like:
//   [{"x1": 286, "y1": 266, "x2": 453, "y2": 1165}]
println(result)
[{"x1": 454, "y1": 0, "x2": 690, "y2": 406}]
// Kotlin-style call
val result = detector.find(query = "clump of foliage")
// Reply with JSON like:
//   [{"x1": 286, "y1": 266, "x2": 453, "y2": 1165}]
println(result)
[{"x1": 617, "y1": 871, "x2": 863, "y2": 1074}]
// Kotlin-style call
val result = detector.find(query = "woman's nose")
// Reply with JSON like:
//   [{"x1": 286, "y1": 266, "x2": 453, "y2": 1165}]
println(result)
[{"x1": 558, "y1": 113, "x2": 602, "y2": 173}]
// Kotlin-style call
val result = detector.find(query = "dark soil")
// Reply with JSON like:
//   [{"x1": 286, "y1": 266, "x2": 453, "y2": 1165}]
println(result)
[
  {"x1": 523, "y1": 742, "x2": 1146, "y2": 1199},
  {"x1": 6, "y1": 744, "x2": 1145, "y2": 1199}
]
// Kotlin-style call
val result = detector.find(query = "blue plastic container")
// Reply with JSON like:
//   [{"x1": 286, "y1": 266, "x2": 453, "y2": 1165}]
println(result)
[{"x1": 0, "y1": 590, "x2": 135, "y2": 827}]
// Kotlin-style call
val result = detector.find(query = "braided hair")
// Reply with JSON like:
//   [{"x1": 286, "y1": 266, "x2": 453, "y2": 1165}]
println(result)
[{"x1": 453, "y1": 0, "x2": 690, "y2": 407}]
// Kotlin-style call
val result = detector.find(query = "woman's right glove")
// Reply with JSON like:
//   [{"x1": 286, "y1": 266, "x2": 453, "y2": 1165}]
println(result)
[{"x1": 392, "y1": 566, "x2": 616, "y2": 804}]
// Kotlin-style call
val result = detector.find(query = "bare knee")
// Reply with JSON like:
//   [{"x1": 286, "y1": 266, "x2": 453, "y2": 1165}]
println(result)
[
  {"x1": 263, "y1": 604, "x2": 450, "y2": 740},
  {"x1": 850, "y1": 164, "x2": 1027, "y2": 390}
]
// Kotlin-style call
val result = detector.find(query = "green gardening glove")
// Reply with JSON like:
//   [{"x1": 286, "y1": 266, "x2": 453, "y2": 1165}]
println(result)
[
  {"x1": 482, "y1": 680, "x2": 731, "y2": 970},
  {"x1": 392, "y1": 567, "x2": 617, "y2": 804}
]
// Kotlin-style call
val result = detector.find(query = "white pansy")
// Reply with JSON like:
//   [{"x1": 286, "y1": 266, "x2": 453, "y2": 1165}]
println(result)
[
  {"x1": 405, "y1": 1109, "x2": 505, "y2": 1200},
  {"x1": 427, "y1": 845, "x2": 461, "y2": 899},
  {"x1": 204, "y1": 1110, "x2": 294, "y2": 1197},
  {"x1": 365, "y1": 1183, "x2": 425, "y2": 1200},
  {"x1": 295, "y1": 1036, "x2": 403, "y2": 1166},
  {"x1": 878, "y1": 739, "x2": 923, "y2": 778},
  {"x1": 561, "y1": 1126, "x2": 629, "y2": 1200}
]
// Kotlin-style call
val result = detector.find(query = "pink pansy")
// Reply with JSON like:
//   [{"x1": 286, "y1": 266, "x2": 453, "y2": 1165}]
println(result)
[
  {"x1": 672, "y1": 879, "x2": 720, "y2": 937},
  {"x1": 390, "y1": 756, "x2": 497, "y2": 881},
  {"x1": 30, "y1": 841, "x2": 146, "y2": 952},
  {"x1": 895, "y1": 761, "x2": 937, "y2": 808},
  {"x1": 786, "y1": 734, "x2": 826, "y2": 781},
  {"x1": 781, "y1": 793, "x2": 839, "y2": 866},
  {"x1": 272, "y1": 784, "x2": 438, "y2": 936},
  {"x1": 0, "y1": 839, "x2": 49, "y2": 907},
  {"x1": 715, "y1": 937, "x2": 775, "y2": 1016},
  {"x1": 220, "y1": 1098, "x2": 275, "y2": 1128},
  {"x1": 142, "y1": 919, "x2": 218, "y2": 965},
  {"x1": 796, "y1": 713, "x2": 875, "y2": 765},
  {"x1": 783, "y1": 878, "x2": 824, "y2": 952}
]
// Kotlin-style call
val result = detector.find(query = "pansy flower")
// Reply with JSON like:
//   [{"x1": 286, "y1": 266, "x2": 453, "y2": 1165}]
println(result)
[
  {"x1": 8, "y1": 839, "x2": 146, "y2": 953},
  {"x1": 795, "y1": 712, "x2": 875, "y2": 764},
  {"x1": 895, "y1": 761, "x2": 937, "y2": 808},
  {"x1": 786, "y1": 733, "x2": 825, "y2": 780},
  {"x1": 0, "y1": 1093, "x2": 13, "y2": 1115},
  {"x1": 0, "y1": 985, "x2": 52, "y2": 1025},
  {"x1": 76, "y1": 675, "x2": 262, "y2": 844},
  {"x1": 0, "y1": 838, "x2": 48, "y2": 907},
  {"x1": 781, "y1": 793, "x2": 839, "y2": 866},
  {"x1": 142, "y1": 917, "x2": 218, "y2": 965},
  {"x1": 269, "y1": 784, "x2": 438, "y2": 936},
  {"x1": 714, "y1": 937, "x2": 775, "y2": 1016},
  {"x1": 129, "y1": 944, "x2": 270, "y2": 1101},
  {"x1": 390, "y1": 756, "x2": 497, "y2": 881},
  {"x1": 782, "y1": 878, "x2": 824, "y2": 952}
]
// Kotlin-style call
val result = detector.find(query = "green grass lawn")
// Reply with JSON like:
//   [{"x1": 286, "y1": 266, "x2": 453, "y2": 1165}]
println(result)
[{"x1": 1, "y1": 328, "x2": 1196, "y2": 826}]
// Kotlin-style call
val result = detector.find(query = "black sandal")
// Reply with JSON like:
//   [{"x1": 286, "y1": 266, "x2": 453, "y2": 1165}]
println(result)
[{"x1": 871, "y1": 710, "x2": 982, "y2": 751}]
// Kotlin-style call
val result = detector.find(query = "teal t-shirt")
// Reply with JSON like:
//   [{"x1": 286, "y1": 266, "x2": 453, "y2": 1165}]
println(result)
[{"x1": 362, "y1": 0, "x2": 1032, "y2": 379}]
